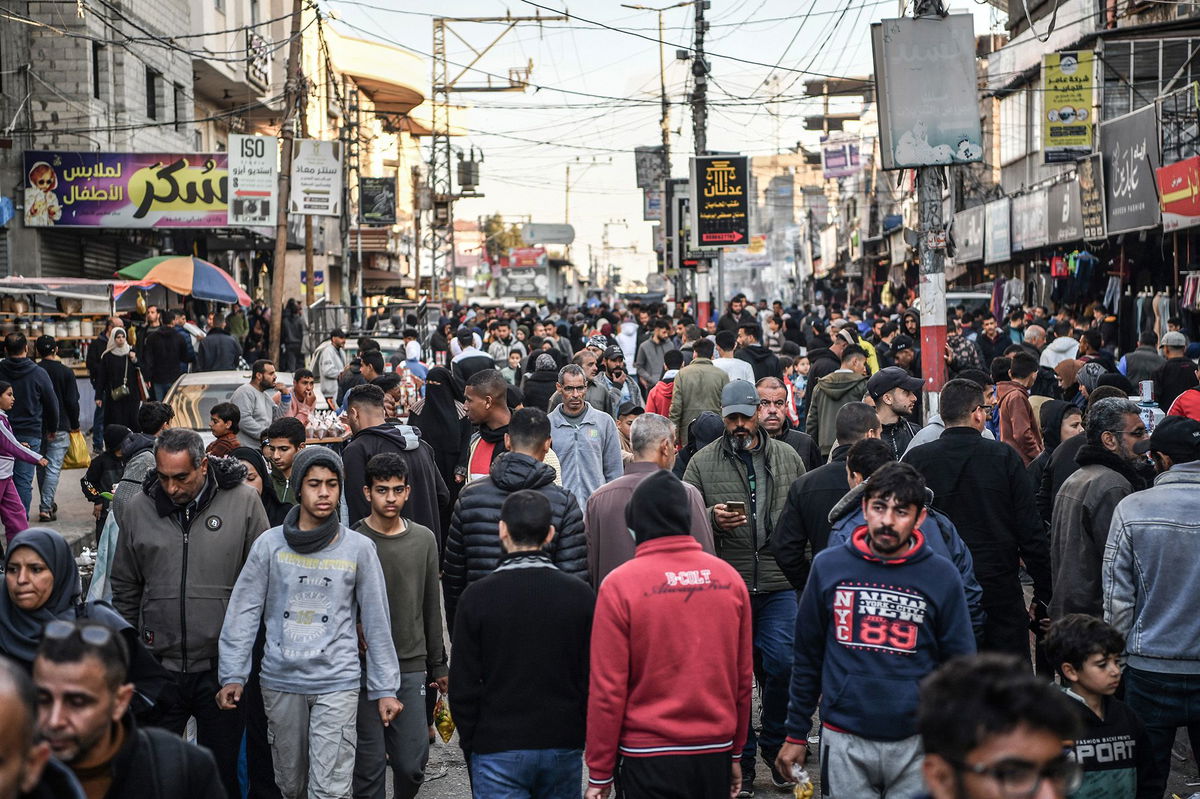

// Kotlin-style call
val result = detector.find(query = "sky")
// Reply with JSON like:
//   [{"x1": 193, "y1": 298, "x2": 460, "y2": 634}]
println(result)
[{"x1": 323, "y1": 0, "x2": 1005, "y2": 284}]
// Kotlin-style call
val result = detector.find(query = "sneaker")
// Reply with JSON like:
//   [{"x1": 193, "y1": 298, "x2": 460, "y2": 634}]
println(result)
[
  {"x1": 737, "y1": 767, "x2": 755, "y2": 797},
  {"x1": 763, "y1": 751, "x2": 796, "y2": 789}
]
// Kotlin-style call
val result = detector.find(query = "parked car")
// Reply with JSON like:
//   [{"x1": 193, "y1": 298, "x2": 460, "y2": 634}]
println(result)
[{"x1": 162, "y1": 370, "x2": 330, "y2": 445}]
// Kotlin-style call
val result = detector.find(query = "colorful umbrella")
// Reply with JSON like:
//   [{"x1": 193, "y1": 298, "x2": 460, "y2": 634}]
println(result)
[{"x1": 117, "y1": 255, "x2": 251, "y2": 306}]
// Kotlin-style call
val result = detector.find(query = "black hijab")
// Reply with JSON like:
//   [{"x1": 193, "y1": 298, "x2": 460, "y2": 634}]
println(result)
[
  {"x1": 410, "y1": 367, "x2": 468, "y2": 456},
  {"x1": 0, "y1": 529, "x2": 95, "y2": 664},
  {"x1": 231, "y1": 447, "x2": 290, "y2": 527},
  {"x1": 1038, "y1": 400, "x2": 1079, "y2": 453}
]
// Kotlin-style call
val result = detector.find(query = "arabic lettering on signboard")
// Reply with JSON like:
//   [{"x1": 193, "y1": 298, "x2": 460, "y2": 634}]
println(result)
[
  {"x1": 984, "y1": 198, "x2": 1011, "y2": 265},
  {"x1": 1078, "y1": 153, "x2": 1106, "y2": 239},
  {"x1": 1043, "y1": 51, "x2": 1095, "y2": 164},
  {"x1": 23, "y1": 151, "x2": 229, "y2": 228},
  {"x1": 290, "y1": 139, "x2": 343, "y2": 217},
  {"x1": 821, "y1": 133, "x2": 862, "y2": 179},
  {"x1": 689, "y1": 155, "x2": 749, "y2": 249},
  {"x1": 359, "y1": 177, "x2": 397, "y2": 226},
  {"x1": 1101, "y1": 105, "x2": 1161, "y2": 234},
  {"x1": 1156, "y1": 156, "x2": 1200, "y2": 232},
  {"x1": 1047, "y1": 181, "x2": 1084, "y2": 244},
  {"x1": 228, "y1": 134, "x2": 277, "y2": 227}
]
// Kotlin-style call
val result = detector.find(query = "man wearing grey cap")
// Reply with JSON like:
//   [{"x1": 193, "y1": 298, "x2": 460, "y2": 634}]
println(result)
[
  {"x1": 868, "y1": 366, "x2": 924, "y2": 460},
  {"x1": 683, "y1": 379, "x2": 805, "y2": 794},
  {"x1": 1152, "y1": 330, "x2": 1198, "y2": 413}
]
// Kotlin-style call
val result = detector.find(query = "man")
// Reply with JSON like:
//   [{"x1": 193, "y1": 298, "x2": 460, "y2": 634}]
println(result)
[
  {"x1": 451, "y1": 490, "x2": 595, "y2": 797},
  {"x1": 1041, "y1": 320, "x2": 1080, "y2": 369},
  {"x1": 904, "y1": 378, "x2": 1052, "y2": 660},
  {"x1": 277, "y1": 367, "x2": 318, "y2": 425},
  {"x1": 644, "y1": 348, "x2": 683, "y2": 417},
  {"x1": 311, "y1": 328, "x2": 347, "y2": 399},
  {"x1": 996, "y1": 351, "x2": 1044, "y2": 466},
  {"x1": 905, "y1": 369, "x2": 997, "y2": 454},
  {"x1": 0, "y1": 656, "x2": 85, "y2": 799},
  {"x1": 451, "y1": 328, "x2": 496, "y2": 384},
  {"x1": 1121, "y1": 330, "x2": 1165, "y2": 385},
  {"x1": 0, "y1": 333, "x2": 57, "y2": 514},
  {"x1": 1105, "y1": 415, "x2": 1200, "y2": 798},
  {"x1": 668, "y1": 338, "x2": 728, "y2": 447},
  {"x1": 358, "y1": 350, "x2": 385, "y2": 386},
  {"x1": 890, "y1": 333, "x2": 920, "y2": 377},
  {"x1": 868, "y1": 365, "x2": 923, "y2": 460},
  {"x1": 1048, "y1": 396, "x2": 1147, "y2": 619},
  {"x1": 717, "y1": 293, "x2": 758, "y2": 334},
  {"x1": 34, "y1": 336, "x2": 79, "y2": 523},
  {"x1": 548, "y1": 365, "x2": 623, "y2": 508},
  {"x1": 231, "y1": 360, "x2": 285, "y2": 449},
  {"x1": 343, "y1": 384, "x2": 447, "y2": 532},
  {"x1": 586, "y1": 472, "x2": 752, "y2": 799},
  {"x1": 195, "y1": 314, "x2": 241, "y2": 372},
  {"x1": 263, "y1": 417, "x2": 306, "y2": 506},
  {"x1": 916, "y1": 654, "x2": 1081, "y2": 799},
  {"x1": 805, "y1": 346, "x2": 869, "y2": 457},
  {"x1": 1078, "y1": 328, "x2": 1117, "y2": 373},
  {"x1": 547, "y1": 350, "x2": 616, "y2": 417},
  {"x1": 712, "y1": 330, "x2": 756, "y2": 384},
  {"x1": 443, "y1": 407, "x2": 586, "y2": 627},
  {"x1": 217, "y1": 447, "x2": 401, "y2": 799},
  {"x1": 615, "y1": 401, "x2": 642, "y2": 464},
  {"x1": 1023, "y1": 323, "x2": 1047, "y2": 353},
  {"x1": 773, "y1": 402, "x2": 881, "y2": 590},
  {"x1": 463, "y1": 369, "x2": 516, "y2": 482},
  {"x1": 34, "y1": 620, "x2": 225, "y2": 798},
  {"x1": 143, "y1": 311, "x2": 189, "y2": 401},
  {"x1": 683, "y1": 380, "x2": 805, "y2": 793},
  {"x1": 977, "y1": 313, "x2": 1008, "y2": 366},
  {"x1": 584, "y1": 412, "x2": 713, "y2": 585},
  {"x1": 1152, "y1": 330, "x2": 1198, "y2": 412},
  {"x1": 486, "y1": 319, "x2": 526, "y2": 364},
  {"x1": 596, "y1": 345, "x2": 644, "y2": 410},
  {"x1": 756, "y1": 376, "x2": 820, "y2": 470},
  {"x1": 775, "y1": 462, "x2": 976, "y2": 796},
  {"x1": 634, "y1": 317, "x2": 673, "y2": 393},
  {"x1": 110, "y1": 428, "x2": 268, "y2": 799},
  {"x1": 279, "y1": 299, "x2": 306, "y2": 372},
  {"x1": 735, "y1": 323, "x2": 781, "y2": 382}
]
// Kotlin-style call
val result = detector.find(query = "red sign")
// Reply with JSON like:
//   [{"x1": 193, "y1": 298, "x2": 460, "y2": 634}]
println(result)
[
  {"x1": 700, "y1": 230, "x2": 744, "y2": 243},
  {"x1": 508, "y1": 246, "x2": 547, "y2": 267},
  {"x1": 1157, "y1": 156, "x2": 1200, "y2": 231}
]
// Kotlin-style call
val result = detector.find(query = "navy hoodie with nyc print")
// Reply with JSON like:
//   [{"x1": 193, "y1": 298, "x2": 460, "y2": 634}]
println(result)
[{"x1": 784, "y1": 526, "x2": 976, "y2": 743}]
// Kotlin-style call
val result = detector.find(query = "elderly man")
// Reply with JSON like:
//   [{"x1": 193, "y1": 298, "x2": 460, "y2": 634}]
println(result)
[{"x1": 756, "y1": 376, "x2": 820, "y2": 470}]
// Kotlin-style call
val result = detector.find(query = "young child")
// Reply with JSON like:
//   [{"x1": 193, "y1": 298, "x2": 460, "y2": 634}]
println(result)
[
  {"x1": 1044, "y1": 614, "x2": 1153, "y2": 798},
  {"x1": 500, "y1": 350, "x2": 522, "y2": 385},
  {"x1": 765, "y1": 314, "x2": 784, "y2": 353},
  {"x1": 81, "y1": 424, "x2": 129, "y2": 536},
  {"x1": 792, "y1": 353, "x2": 811, "y2": 427},
  {"x1": 207, "y1": 401, "x2": 241, "y2": 457},
  {"x1": 351, "y1": 453, "x2": 448, "y2": 799},
  {"x1": 0, "y1": 380, "x2": 48, "y2": 542}
]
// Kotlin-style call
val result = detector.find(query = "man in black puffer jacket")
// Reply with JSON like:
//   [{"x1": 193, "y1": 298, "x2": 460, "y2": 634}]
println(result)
[{"x1": 442, "y1": 408, "x2": 586, "y2": 629}]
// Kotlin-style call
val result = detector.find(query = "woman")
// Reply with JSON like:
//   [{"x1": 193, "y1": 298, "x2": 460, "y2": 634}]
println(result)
[
  {"x1": 429, "y1": 318, "x2": 453, "y2": 358},
  {"x1": 1055, "y1": 358, "x2": 1085, "y2": 410},
  {"x1": 522, "y1": 353, "x2": 560, "y2": 412},
  {"x1": 231, "y1": 447, "x2": 289, "y2": 527},
  {"x1": 95, "y1": 327, "x2": 141, "y2": 431},
  {"x1": 0, "y1": 528, "x2": 170, "y2": 712},
  {"x1": 408, "y1": 367, "x2": 470, "y2": 512},
  {"x1": 1028, "y1": 400, "x2": 1083, "y2": 524}
]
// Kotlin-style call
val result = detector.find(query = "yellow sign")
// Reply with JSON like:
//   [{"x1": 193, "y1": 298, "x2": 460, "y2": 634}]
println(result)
[{"x1": 1043, "y1": 51, "x2": 1094, "y2": 164}]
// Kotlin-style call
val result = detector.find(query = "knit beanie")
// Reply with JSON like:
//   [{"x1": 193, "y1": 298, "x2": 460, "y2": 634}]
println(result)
[
  {"x1": 535, "y1": 353, "x2": 558, "y2": 371},
  {"x1": 626, "y1": 470, "x2": 692, "y2": 544},
  {"x1": 289, "y1": 445, "x2": 344, "y2": 487}
]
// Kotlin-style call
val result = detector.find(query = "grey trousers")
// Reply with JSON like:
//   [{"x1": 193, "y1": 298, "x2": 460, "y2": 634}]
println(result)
[
  {"x1": 353, "y1": 672, "x2": 429, "y2": 799},
  {"x1": 262, "y1": 687, "x2": 360, "y2": 799},
  {"x1": 819, "y1": 727, "x2": 924, "y2": 799}
]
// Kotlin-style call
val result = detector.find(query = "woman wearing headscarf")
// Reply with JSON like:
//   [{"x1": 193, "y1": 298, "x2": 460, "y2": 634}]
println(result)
[
  {"x1": 522, "y1": 353, "x2": 561, "y2": 411},
  {"x1": 0, "y1": 528, "x2": 170, "y2": 713},
  {"x1": 1055, "y1": 358, "x2": 1085, "y2": 410},
  {"x1": 230, "y1": 446, "x2": 290, "y2": 527},
  {"x1": 430, "y1": 318, "x2": 453, "y2": 359},
  {"x1": 95, "y1": 327, "x2": 141, "y2": 431},
  {"x1": 1029, "y1": 400, "x2": 1084, "y2": 525},
  {"x1": 408, "y1": 366, "x2": 470, "y2": 513}
]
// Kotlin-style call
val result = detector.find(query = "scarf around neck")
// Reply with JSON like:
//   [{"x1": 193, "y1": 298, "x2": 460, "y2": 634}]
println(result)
[{"x1": 282, "y1": 504, "x2": 340, "y2": 554}]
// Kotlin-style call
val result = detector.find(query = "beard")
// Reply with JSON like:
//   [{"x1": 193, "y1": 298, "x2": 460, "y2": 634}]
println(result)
[
  {"x1": 867, "y1": 525, "x2": 908, "y2": 555},
  {"x1": 730, "y1": 428, "x2": 755, "y2": 452}
]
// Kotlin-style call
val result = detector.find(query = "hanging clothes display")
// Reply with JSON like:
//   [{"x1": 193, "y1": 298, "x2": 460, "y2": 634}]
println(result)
[
  {"x1": 1103, "y1": 275, "x2": 1122, "y2": 313},
  {"x1": 1003, "y1": 276, "x2": 1025, "y2": 309}
]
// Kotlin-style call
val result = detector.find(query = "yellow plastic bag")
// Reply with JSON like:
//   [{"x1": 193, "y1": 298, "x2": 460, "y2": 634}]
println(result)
[
  {"x1": 63, "y1": 431, "x2": 91, "y2": 470},
  {"x1": 433, "y1": 691, "x2": 455, "y2": 743}
]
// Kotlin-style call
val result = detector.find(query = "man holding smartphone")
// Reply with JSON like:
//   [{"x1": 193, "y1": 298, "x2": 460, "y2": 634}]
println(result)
[{"x1": 683, "y1": 380, "x2": 806, "y2": 796}]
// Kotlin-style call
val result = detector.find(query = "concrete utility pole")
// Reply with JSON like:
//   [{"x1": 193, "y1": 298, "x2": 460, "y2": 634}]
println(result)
[
  {"x1": 269, "y1": 0, "x2": 305, "y2": 366},
  {"x1": 691, "y1": 0, "x2": 708, "y2": 155}
]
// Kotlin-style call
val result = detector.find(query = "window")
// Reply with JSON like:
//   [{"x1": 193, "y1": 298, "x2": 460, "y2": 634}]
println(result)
[
  {"x1": 215, "y1": 0, "x2": 224, "y2": 12},
  {"x1": 92, "y1": 42, "x2": 102, "y2": 99},
  {"x1": 1101, "y1": 38, "x2": 1200, "y2": 120},
  {"x1": 250, "y1": 0, "x2": 260, "y2": 25},
  {"x1": 173, "y1": 82, "x2": 183, "y2": 130},
  {"x1": 999, "y1": 89, "x2": 1028, "y2": 165},
  {"x1": 145, "y1": 66, "x2": 160, "y2": 120}
]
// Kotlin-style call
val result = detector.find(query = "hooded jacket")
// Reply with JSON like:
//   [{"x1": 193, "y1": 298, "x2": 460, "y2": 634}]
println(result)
[
  {"x1": 522, "y1": 368, "x2": 559, "y2": 412},
  {"x1": 616, "y1": 321, "x2": 639, "y2": 365},
  {"x1": 110, "y1": 433, "x2": 156, "y2": 531},
  {"x1": 668, "y1": 357, "x2": 728, "y2": 447},
  {"x1": 0, "y1": 356, "x2": 57, "y2": 437},
  {"x1": 1039, "y1": 334, "x2": 1080, "y2": 370},
  {"x1": 784, "y1": 527, "x2": 975, "y2": 744},
  {"x1": 343, "y1": 422, "x2": 449, "y2": 533},
  {"x1": 195, "y1": 327, "x2": 241, "y2": 372},
  {"x1": 772, "y1": 442, "x2": 851, "y2": 588},
  {"x1": 1049, "y1": 444, "x2": 1145, "y2": 619},
  {"x1": 805, "y1": 346, "x2": 841, "y2": 383},
  {"x1": 1027, "y1": 401, "x2": 1076, "y2": 523},
  {"x1": 996, "y1": 380, "x2": 1043, "y2": 466},
  {"x1": 735, "y1": 344, "x2": 781, "y2": 381},
  {"x1": 110, "y1": 456, "x2": 269, "y2": 671},
  {"x1": 805, "y1": 371, "x2": 869, "y2": 455},
  {"x1": 672, "y1": 411, "x2": 725, "y2": 479},
  {"x1": 442, "y1": 452, "x2": 587, "y2": 625}
]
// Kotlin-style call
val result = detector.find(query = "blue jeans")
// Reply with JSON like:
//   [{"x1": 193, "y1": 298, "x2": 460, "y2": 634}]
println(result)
[
  {"x1": 91, "y1": 402, "x2": 104, "y2": 451},
  {"x1": 12, "y1": 435, "x2": 42, "y2": 515},
  {"x1": 1124, "y1": 666, "x2": 1200, "y2": 797},
  {"x1": 469, "y1": 748, "x2": 582, "y2": 799},
  {"x1": 742, "y1": 589, "x2": 797, "y2": 766},
  {"x1": 153, "y1": 382, "x2": 173, "y2": 402},
  {"x1": 36, "y1": 433, "x2": 68, "y2": 514}
]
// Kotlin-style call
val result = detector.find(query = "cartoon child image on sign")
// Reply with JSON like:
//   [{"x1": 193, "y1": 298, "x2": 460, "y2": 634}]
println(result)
[{"x1": 25, "y1": 162, "x2": 62, "y2": 226}]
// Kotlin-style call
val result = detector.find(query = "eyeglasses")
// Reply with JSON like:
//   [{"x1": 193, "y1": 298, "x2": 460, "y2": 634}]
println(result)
[
  {"x1": 1110, "y1": 428, "x2": 1148, "y2": 439},
  {"x1": 950, "y1": 754, "x2": 1082, "y2": 798},
  {"x1": 43, "y1": 619, "x2": 115, "y2": 647},
  {"x1": 560, "y1": 385, "x2": 587, "y2": 395}
]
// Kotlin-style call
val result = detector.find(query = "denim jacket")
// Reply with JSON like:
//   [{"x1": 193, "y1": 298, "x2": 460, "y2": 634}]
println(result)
[{"x1": 1104, "y1": 461, "x2": 1200, "y2": 673}]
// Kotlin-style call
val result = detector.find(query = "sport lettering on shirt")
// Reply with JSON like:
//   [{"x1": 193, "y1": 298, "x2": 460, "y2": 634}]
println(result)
[
  {"x1": 664, "y1": 569, "x2": 712, "y2": 587},
  {"x1": 1073, "y1": 735, "x2": 1136, "y2": 765},
  {"x1": 831, "y1": 583, "x2": 929, "y2": 654}
]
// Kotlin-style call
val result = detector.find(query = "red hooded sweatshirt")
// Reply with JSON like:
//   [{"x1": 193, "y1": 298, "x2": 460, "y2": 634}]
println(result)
[{"x1": 586, "y1": 536, "x2": 753, "y2": 788}]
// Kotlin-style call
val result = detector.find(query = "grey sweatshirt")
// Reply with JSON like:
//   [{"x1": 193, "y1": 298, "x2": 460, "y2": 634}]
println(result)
[{"x1": 218, "y1": 525, "x2": 401, "y2": 700}]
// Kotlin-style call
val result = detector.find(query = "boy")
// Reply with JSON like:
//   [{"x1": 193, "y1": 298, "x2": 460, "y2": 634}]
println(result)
[
  {"x1": 1043, "y1": 614, "x2": 1154, "y2": 798},
  {"x1": 501, "y1": 350, "x2": 523, "y2": 385},
  {"x1": 207, "y1": 401, "x2": 241, "y2": 457},
  {"x1": 263, "y1": 416, "x2": 306, "y2": 505},
  {"x1": 765, "y1": 314, "x2": 784, "y2": 353},
  {"x1": 217, "y1": 446, "x2": 401, "y2": 799},
  {"x1": 352, "y1": 453, "x2": 448, "y2": 799}
]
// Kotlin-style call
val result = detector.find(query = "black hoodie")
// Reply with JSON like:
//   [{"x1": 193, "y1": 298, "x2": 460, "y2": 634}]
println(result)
[
  {"x1": 343, "y1": 422, "x2": 450, "y2": 535},
  {"x1": 0, "y1": 356, "x2": 57, "y2": 437},
  {"x1": 735, "y1": 344, "x2": 782, "y2": 381},
  {"x1": 806, "y1": 346, "x2": 841, "y2": 383}
]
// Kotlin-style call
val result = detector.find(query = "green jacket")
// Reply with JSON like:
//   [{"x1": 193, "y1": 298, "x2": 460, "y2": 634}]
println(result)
[
  {"x1": 683, "y1": 432, "x2": 805, "y2": 593},
  {"x1": 669, "y1": 357, "x2": 729, "y2": 446},
  {"x1": 805, "y1": 370, "x2": 868, "y2": 455}
]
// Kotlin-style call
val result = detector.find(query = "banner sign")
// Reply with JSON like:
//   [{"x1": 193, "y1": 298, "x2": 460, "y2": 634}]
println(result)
[
  {"x1": 508, "y1": 246, "x2": 547, "y2": 268},
  {"x1": 227, "y1": 134, "x2": 276, "y2": 226},
  {"x1": 821, "y1": 133, "x2": 862, "y2": 178},
  {"x1": 358, "y1": 176, "x2": 396, "y2": 225},
  {"x1": 1156, "y1": 156, "x2": 1200, "y2": 231},
  {"x1": 643, "y1": 190, "x2": 662, "y2": 221},
  {"x1": 1011, "y1": 189, "x2": 1049, "y2": 251},
  {"x1": 289, "y1": 139, "x2": 342, "y2": 216},
  {"x1": 1048, "y1": 180, "x2": 1084, "y2": 244},
  {"x1": 871, "y1": 15, "x2": 983, "y2": 169},
  {"x1": 953, "y1": 204, "x2": 985, "y2": 262},
  {"x1": 984, "y1": 198, "x2": 1011, "y2": 264},
  {"x1": 497, "y1": 267, "x2": 544, "y2": 300},
  {"x1": 1043, "y1": 51, "x2": 1095, "y2": 163},
  {"x1": 23, "y1": 150, "x2": 228, "y2": 228},
  {"x1": 689, "y1": 154, "x2": 749, "y2": 249},
  {"x1": 634, "y1": 145, "x2": 665, "y2": 190},
  {"x1": 1078, "y1": 153, "x2": 1106, "y2": 239},
  {"x1": 1101, "y1": 105, "x2": 1160, "y2": 234}
]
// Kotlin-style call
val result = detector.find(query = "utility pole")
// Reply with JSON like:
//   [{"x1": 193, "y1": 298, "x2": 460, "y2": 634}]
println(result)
[
  {"x1": 691, "y1": 0, "x2": 708, "y2": 155},
  {"x1": 269, "y1": 0, "x2": 304, "y2": 365}
]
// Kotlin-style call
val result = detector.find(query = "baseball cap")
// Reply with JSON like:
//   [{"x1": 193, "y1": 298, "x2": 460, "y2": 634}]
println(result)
[
  {"x1": 867, "y1": 366, "x2": 925, "y2": 400},
  {"x1": 1134, "y1": 415, "x2": 1200, "y2": 461},
  {"x1": 618, "y1": 401, "x2": 645, "y2": 418},
  {"x1": 721, "y1": 379, "x2": 759, "y2": 418},
  {"x1": 603, "y1": 345, "x2": 625, "y2": 361},
  {"x1": 891, "y1": 334, "x2": 915, "y2": 353},
  {"x1": 1162, "y1": 331, "x2": 1188, "y2": 348}
]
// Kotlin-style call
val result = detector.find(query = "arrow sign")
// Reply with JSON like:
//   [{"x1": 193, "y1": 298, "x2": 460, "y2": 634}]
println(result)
[{"x1": 701, "y1": 230, "x2": 744, "y2": 243}]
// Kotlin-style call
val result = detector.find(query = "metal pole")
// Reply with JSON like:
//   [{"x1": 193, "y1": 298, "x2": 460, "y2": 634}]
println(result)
[{"x1": 269, "y1": 0, "x2": 304, "y2": 365}]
